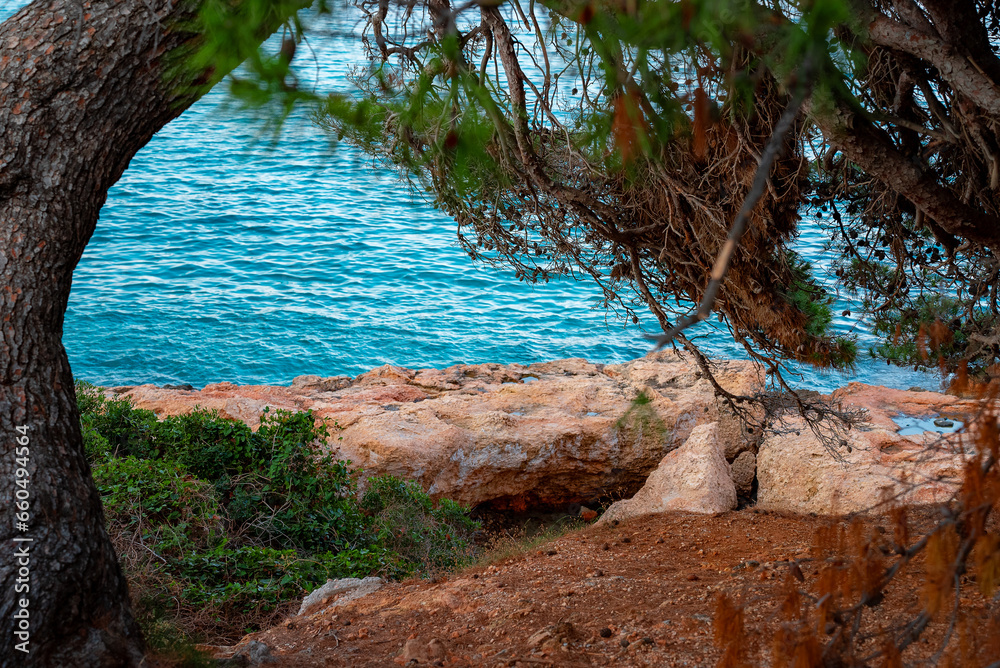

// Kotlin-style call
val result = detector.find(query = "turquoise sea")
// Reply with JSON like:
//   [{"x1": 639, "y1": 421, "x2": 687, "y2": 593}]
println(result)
[{"x1": 4, "y1": 3, "x2": 939, "y2": 392}]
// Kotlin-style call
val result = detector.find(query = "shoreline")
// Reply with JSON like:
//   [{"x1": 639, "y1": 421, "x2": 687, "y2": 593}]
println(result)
[
  {"x1": 97, "y1": 352, "x2": 973, "y2": 517},
  {"x1": 83, "y1": 351, "x2": 950, "y2": 397}
]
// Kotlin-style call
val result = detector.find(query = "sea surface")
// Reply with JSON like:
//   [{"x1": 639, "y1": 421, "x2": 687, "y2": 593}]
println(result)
[{"x1": 4, "y1": 2, "x2": 940, "y2": 392}]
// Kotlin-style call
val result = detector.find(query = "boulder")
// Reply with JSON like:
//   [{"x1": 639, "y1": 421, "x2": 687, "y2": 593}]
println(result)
[
  {"x1": 597, "y1": 422, "x2": 737, "y2": 523},
  {"x1": 113, "y1": 352, "x2": 761, "y2": 509},
  {"x1": 730, "y1": 451, "x2": 756, "y2": 496},
  {"x1": 756, "y1": 382, "x2": 976, "y2": 515},
  {"x1": 298, "y1": 576, "x2": 386, "y2": 617}
]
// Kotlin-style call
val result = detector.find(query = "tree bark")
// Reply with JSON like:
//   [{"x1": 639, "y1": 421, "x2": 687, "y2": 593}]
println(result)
[
  {"x1": 807, "y1": 97, "x2": 1000, "y2": 247},
  {"x1": 867, "y1": 13, "x2": 1000, "y2": 117},
  {"x1": 0, "y1": 0, "x2": 281, "y2": 664}
]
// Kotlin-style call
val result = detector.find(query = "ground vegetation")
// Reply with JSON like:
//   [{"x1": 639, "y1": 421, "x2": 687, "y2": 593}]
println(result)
[{"x1": 76, "y1": 383, "x2": 478, "y2": 653}]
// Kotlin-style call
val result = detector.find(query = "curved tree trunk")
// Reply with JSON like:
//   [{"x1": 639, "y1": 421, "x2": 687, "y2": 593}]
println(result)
[{"x1": 0, "y1": 0, "x2": 281, "y2": 664}]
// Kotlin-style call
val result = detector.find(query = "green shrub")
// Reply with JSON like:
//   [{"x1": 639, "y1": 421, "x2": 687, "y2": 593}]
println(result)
[
  {"x1": 92, "y1": 456, "x2": 224, "y2": 556},
  {"x1": 76, "y1": 387, "x2": 481, "y2": 643},
  {"x1": 361, "y1": 475, "x2": 479, "y2": 575},
  {"x1": 75, "y1": 382, "x2": 159, "y2": 459},
  {"x1": 154, "y1": 409, "x2": 258, "y2": 479},
  {"x1": 172, "y1": 545, "x2": 390, "y2": 610}
]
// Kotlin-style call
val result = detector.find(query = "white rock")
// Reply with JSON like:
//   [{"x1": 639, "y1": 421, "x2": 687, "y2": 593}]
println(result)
[
  {"x1": 598, "y1": 422, "x2": 737, "y2": 523},
  {"x1": 298, "y1": 576, "x2": 385, "y2": 617},
  {"x1": 756, "y1": 417, "x2": 961, "y2": 515}
]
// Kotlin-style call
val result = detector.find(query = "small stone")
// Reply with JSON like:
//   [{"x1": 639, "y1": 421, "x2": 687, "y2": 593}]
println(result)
[
  {"x1": 427, "y1": 638, "x2": 447, "y2": 660},
  {"x1": 234, "y1": 641, "x2": 274, "y2": 665},
  {"x1": 528, "y1": 630, "x2": 554, "y2": 648},
  {"x1": 933, "y1": 417, "x2": 954, "y2": 428},
  {"x1": 620, "y1": 638, "x2": 630, "y2": 648},
  {"x1": 401, "y1": 639, "x2": 424, "y2": 663},
  {"x1": 599, "y1": 628, "x2": 613, "y2": 638}
]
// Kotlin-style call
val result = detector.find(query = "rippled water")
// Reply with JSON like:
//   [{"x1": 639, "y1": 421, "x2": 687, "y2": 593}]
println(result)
[{"x1": 4, "y1": 3, "x2": 940, "y2": 391}]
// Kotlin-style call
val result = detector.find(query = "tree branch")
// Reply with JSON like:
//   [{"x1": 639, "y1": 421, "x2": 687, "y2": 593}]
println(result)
[
  {"x1": 646, "y1": 58, "x2": 811, "y2": 349},
  {"x1": 867, "y1": 13, "x2": 1000, "y2": 117},
  {"x1": 808, "y1": 97, "x2": 1000, "y2": 247}
]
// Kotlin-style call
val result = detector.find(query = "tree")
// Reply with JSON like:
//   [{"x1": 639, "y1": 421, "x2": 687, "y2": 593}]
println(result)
[
  {"x1": 0, "y1": 0, "x2": 302, "y2": 664},
  {"x1": 294, "y1": 0, "x2": 1000, "y2": 387},
  {"x1": 2, "y1": 0, "x2": 998, "y2": 662}
]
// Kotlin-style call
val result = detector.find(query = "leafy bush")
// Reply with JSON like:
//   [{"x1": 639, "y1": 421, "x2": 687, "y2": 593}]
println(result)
[
  {"x1": 361, "y1": 476, "x2": 479, "y2": 574},
  {"x1": 869, "y1": 294, "x2": 980, "y2": 373},
  {"x1": 173, "y1": 545, "x2": 390, "y2": 610},
  {"x1": 93, "y1": 456, "x2": 224, "y2": 556},
  {"x1": 77, "y1": 382, "x2": 159, "y2": 459},
  {"x1": 75, "y1": 382, "x2": 481, "y2": 643}
]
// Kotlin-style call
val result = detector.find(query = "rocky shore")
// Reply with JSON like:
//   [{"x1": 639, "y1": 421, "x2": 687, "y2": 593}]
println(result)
[{"x1": 107, "y1": 351, "x2": 976, "y2": 517}]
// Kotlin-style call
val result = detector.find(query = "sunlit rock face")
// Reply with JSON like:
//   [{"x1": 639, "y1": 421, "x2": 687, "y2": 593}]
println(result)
[
  {"x1": 109, "y1": 357, "x2": 978, "y2": 515},
  {"x1": 756, "y1": 383, "x2": 977, "y2": 515},
  {"x1": 109, "y1": 352, "x2": 761, "y2": 509},
  {"x1": 597, "y1": 422, "x2": 738, "y2": 523}
]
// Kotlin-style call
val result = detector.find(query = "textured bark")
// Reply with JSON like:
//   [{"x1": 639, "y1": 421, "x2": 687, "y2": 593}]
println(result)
[
  {"x1": 0, "y1": 0, "x2": 266, "y2": 665},
  {"x1": 867, "y1": 13, "x2": 1000, "y2": 116},
  {"x1": 918, "y1": 0, "x2": 1000, "y2": 87},
  {"x1": 807, "y1": 98, "x2": 1000, "y2": 246}
]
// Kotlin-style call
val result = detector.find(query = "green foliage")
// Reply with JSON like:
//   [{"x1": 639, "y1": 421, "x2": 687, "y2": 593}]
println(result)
[
  {"x1": 139, "y1": 616, "x2": 216, "y2": 668},
  {"x1": 784, "y1": 252, "x2": 833, "y2": 340},
  {"x1": 869, "y1": 295, "x2": 980, "y2": 373},
  {"x1": 361, "y1": 476, "x2": 479, "y2": 575},
  {"x1": 614, "y1": 391, "x2": 668, "y2": 444},
  {"x1": 93, "y1": 456, "x2": 224, "y2": 554},
  {"x1": 172, "y1": 545, "x2": 389, "y2": 610},
  {"x1": 77, "y1": 383, "x2": 480, "y2": 643},
  {"x1": 76, "y1": 382, "x2": 159, "y2": 459}
]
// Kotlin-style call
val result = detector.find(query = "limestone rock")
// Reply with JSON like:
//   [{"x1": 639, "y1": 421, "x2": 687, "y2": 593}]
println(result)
[
  {"x1": 598, "y1": 422, "x2": 737, "y2": 523},
  {"x1": 730, "y1": 451, "x2": 756, "y2": 496},
  {"x1": 298, "y1": 576, "x2": 385, "y2": 617},
  {"x1": 755, "y1": 382, "x2": 980, "y2": 515},
  {"x1": 400, "y1": 637, "x2": 448, "y2": 664},
  {"x1": 113, "y1": 352, "x2": 760, "y2": 509},
  {"x1": 757, "y1": 420, "x2": 964, "y2": 515}
]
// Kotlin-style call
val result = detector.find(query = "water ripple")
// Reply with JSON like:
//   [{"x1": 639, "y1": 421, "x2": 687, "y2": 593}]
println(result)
[{"x1": 4, "y1": 5, "x2": 932, "y2": 392}]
